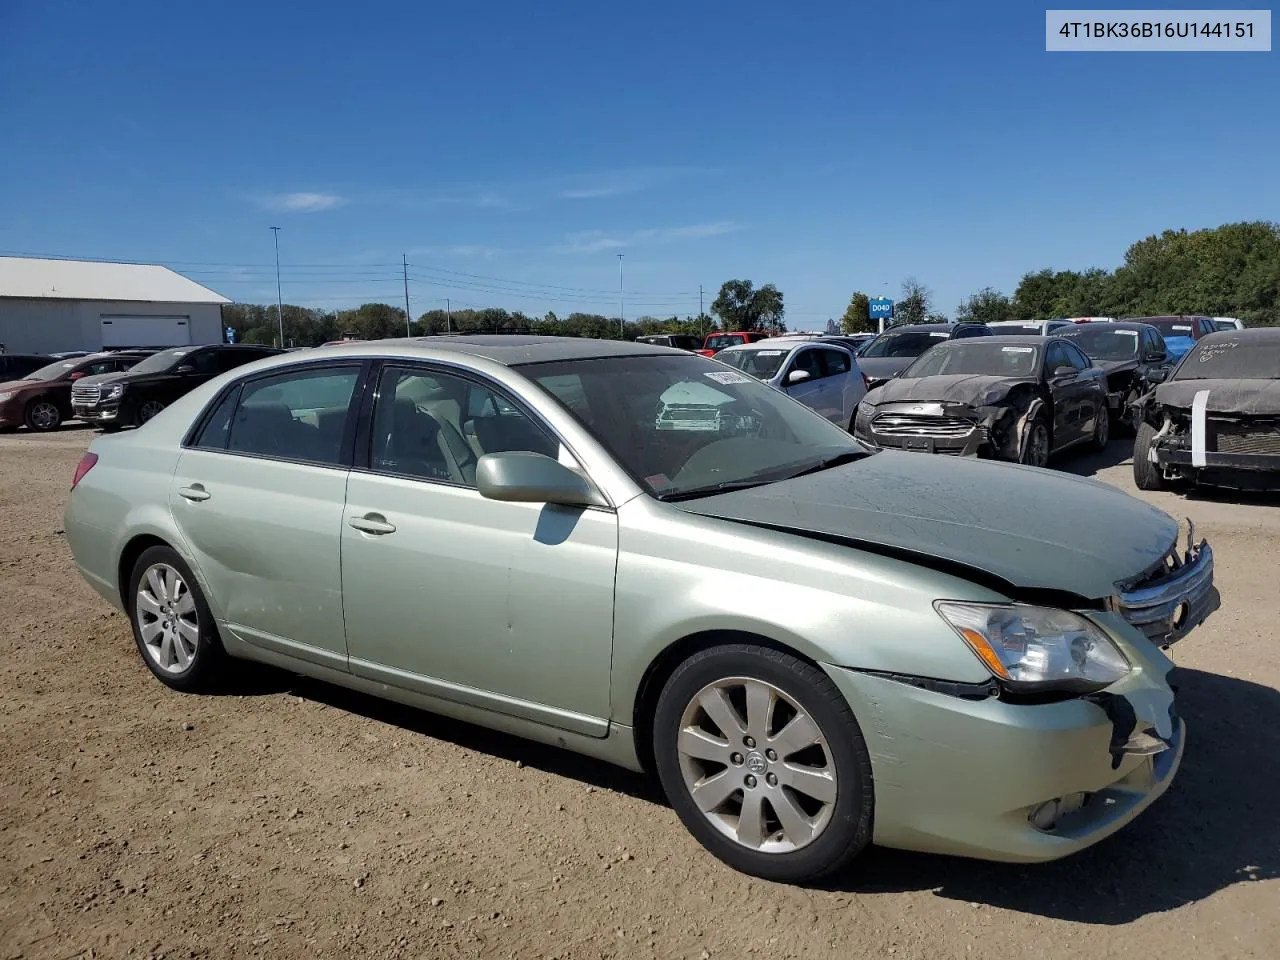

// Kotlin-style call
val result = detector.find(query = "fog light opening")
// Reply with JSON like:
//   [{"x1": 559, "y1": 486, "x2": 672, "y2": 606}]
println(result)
[{"x1": 1029, "y1": 799, "x2": 1062, "y2": 832}]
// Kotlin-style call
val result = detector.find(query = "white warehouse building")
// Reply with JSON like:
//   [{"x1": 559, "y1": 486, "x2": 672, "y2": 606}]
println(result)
[{"x1": 0, "y1": 256, "x2": 230, "y2": 355}]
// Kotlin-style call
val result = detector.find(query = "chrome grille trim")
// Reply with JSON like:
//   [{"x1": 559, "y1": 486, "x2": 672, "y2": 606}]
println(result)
[
  {"x1": 71, "y1": 384, "x2": 101, "y2": 406},
  {"x1": 872, "y1": 413, "x2": 975, "y2": 439},
  {"x1": 1115, "y1": 540, "x2": 1215, "y2": 646}
]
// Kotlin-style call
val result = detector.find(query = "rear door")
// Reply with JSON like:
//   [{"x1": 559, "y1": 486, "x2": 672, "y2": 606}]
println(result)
[
  {"x1": 169, "y1": 360, "x2": 366, "y2": 670},
  {"x1": 817, "y1": 347, "x2": 858, "y2": 424}
]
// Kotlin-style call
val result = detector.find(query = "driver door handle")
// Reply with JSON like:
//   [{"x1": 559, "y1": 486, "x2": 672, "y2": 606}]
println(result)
[
  {"x1": 178, "y1": 484, "x2": 211, "y2": 502},
  {"x1": 348, "y1": 513, "x2": 397, "y2": 536}
]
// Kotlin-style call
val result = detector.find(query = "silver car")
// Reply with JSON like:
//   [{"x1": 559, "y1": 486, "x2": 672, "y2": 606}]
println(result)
[
  {"x1": 713, "y1": 337, "x2": 867, "y2": 430},
  {"x1": 64, "y1": 336, "x2": 1217, "y2": 882}
]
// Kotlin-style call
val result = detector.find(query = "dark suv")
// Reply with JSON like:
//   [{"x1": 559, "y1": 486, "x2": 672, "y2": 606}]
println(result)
[
  {"x1": 856, "y1": 322, "x2": 992, "y2": 388},
  {"x1": 71, "y1": 344, "x2": 282, "y2": 430},
  {"x1": 0, "y1": 353, "x2": 55, "y2": 382}
]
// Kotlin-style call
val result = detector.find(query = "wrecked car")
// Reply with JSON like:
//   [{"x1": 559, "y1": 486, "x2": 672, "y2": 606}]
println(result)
[
  {"x1": 65, "y1": 337, "x2": 1217, "y2": 883},
  {"x1": 1057, "y1": 322, "x2": 1175, "y2": 432},
  {"x1": 854, "y1": 336, "x2": 1110, "y2": 467},
  {"x1": 1134, "y1": 328, "x2": 1280, "y2": 492}
]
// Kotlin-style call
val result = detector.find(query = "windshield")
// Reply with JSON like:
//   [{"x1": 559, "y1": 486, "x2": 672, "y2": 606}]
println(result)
[
  {"x1": 903, "y1": 341, "x2": 1040, "y2": 378},
  {"x1": 1174, "y1": 336, "x2": 1280, "y2": 381},
  {"x1": 1213, "y1": 320, "x2": 1238, "y2": 331},
  {"x1": 23, "y1": 359, "x2": 82, "y2": 381},
  {"x1": 126, "y1": 348, "x2": 191, "y2": 375},
  {"x1": 860, "y1": 329, "x2": 950, "y2": 359},
  {"x1": 1057, "y1": 327, "x2": 1141, "y2": 361},
  {"x1": 704, "y1": 334, "x2": 745, "y2": 351},
  {"x1": 715, "y1": 347, "x2": 789, "y2": 379},
  {"x1": 518, "y1": 354, "x2": 869, "y2": 499},
  {"x1": 1144, "y1": 319, "x2": 1195, "y2": 338}
]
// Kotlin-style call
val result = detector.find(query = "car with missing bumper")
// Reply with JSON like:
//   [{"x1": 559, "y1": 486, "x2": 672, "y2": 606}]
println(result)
[
  {"x1": 71, "y1": 343, "x2": 281, "y2": 430},
  {"x1": 853, "y1": 336, "x2": 1110, "y2": 467},
  {"x1": 1056, "y1": 322, "x2": 1175, "y2": 432},
  {"x1": 1134, "y1": 328, "x2": 1280, "y2": 492},
  {"x1": 65, "y1": 336, "x2": 1215, "y2": 882}
]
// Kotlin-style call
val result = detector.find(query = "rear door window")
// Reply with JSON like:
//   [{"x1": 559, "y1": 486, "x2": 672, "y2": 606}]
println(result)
[{"x1": 223, "y1": 366, "x2": 360, "y2": 465}]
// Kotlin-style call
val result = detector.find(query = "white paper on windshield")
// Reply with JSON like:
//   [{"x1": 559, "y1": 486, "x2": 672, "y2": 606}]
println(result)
[
  {"x1": 1114, "y1": 330, "x2": 1138, "y2": 337},
  {"x1": 1171, "y1": 325, "x2": 1191, "y2": 332},
  {"x1": 1001, "y1": 346, "x2": 1035, "y2": 354},
  {"x1": 756, "y1": 350, "x2": 784, "y2": 356},
  {"x1": 1191, "y1": 389, "x2": 1210, "y2": 468},
  {"x1": 704, "y1": 370, "x2": 753, "y2": 385},
  {"x1": 929, "y1": 333, "x2": 949, "y2": 338}
]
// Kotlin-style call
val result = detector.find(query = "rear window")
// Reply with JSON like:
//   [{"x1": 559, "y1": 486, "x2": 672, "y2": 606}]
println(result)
[
  {"x1": 1174, "y1": 336, "x2": 1280, "y2": 381},
  {"x1": 704, "y1": 334, "x2": 746, "y2": 351}
]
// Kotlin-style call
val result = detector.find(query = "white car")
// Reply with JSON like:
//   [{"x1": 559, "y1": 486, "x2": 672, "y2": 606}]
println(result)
[
  {"x1": 1212, "y1": 317, "x2": 1245, "y2": 331},
  {"x1": 713, "y1": 337, "x2": 867, "y2": 430},
  {"x1": 986, "y1": 320, "x2": 1073, "y2": 336}
]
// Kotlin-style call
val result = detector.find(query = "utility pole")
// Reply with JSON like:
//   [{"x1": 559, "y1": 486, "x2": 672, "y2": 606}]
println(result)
[
  {"x1": 699, "y1": 283, "x2": 704, "y2": 337},
  {"x1": 270, "y1": 227, "x2": 284, "y2": 349},
  {"x1": 618, "y1": 254, "x2": 625, "y2": 339},
  {"x1": 446, "y1": 297, "x2": 451, "y2": 333},
  {"x1": 402, "y1": 253, "x2": 412, "y2": 336}
]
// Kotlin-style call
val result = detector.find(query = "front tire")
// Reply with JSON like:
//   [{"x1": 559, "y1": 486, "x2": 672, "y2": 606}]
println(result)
[
  {"x1": 1091, "y1": 403, "x2": 1110, "y2": 451},
  {"x1": 25, "y1": 400, "x2": 62, "y2": 432},
  {"x1": 1019, "y1": 415, "x2": 1051, "y2": 468},
  {"x1": 138, "y1": 399, "x2": 167, "y2": 424},
  {"x1": 1133, "y1": 420, "x2": 1166, "y2": 491},
  {"x1": 653, "y1": 643, "x2": 874, "y2": 883},
  {"x1": 127, "y1": 546, "x2": 226, "y2": 692}
]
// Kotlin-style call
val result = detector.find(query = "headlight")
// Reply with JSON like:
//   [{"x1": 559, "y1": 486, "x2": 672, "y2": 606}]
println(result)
[
  {"x1": 977, "y1": 389, "x2": 1008, "y2": 406},
  {"x1": 857, "y1": 401, "x2": 875, "y2": 418},
  {"x1": 0, "y1": 391, "x2": 13, "y2": 402},
  {"x1": 936, "y1": 602, "x2": 1130, "y2": 693},
  {"x1": 104, "y1": 384, "x2": 125, "y2": 399}
]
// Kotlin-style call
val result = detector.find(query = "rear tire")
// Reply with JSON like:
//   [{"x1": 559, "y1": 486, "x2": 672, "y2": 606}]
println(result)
[
  {"x1": 1133, "y1": 420, "x2": 1165, "y2": 491},
  {"x1": 653, "y1": 643, "x2": 874, "y2": 883},
  {"x1": 126, "y1": 546, "x2": 226, "y2": 692}
]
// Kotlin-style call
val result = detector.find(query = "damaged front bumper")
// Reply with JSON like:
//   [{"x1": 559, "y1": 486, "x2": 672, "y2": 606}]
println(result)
[
  {"x1": 824, "y1": 627, "x2": 1184, "y2": 863},
  {"x1": 857, "y1": 402, "x2": 1021, "y2": 459}
]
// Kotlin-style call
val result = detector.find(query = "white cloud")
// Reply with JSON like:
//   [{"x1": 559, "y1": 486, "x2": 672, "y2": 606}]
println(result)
[
  {"x1": 408, "y1": 244, "x2": 500, "y2": 259},
  {"x1": 556, "y1": 221, "x2": 743, "y2": 254},
  {"x1": 261, "y1": 192, "x2": 345, "y2": 213}
]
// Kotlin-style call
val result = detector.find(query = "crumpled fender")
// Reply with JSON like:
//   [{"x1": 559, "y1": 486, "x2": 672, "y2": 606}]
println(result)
[{"x1": 1013, "y1": 397, "x2": 1045, "y2": 461}]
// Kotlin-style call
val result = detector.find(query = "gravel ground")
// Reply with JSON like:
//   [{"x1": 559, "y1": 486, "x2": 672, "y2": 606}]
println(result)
[{"x1": 1, "y1": 427, "x2": 1277, "y2": 959}]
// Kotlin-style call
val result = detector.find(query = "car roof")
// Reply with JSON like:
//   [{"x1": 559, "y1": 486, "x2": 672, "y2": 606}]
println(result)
[
  {"x1": 939, "y1": 335, "x2": 1052, "y2": 347},
  {"x1": 305, "y1": 334, "x2": 682, "y2": 366},
  {"x1": 1057, "y1": 321, "x2": 1157, "y2": 333},
  {"x1": 1198, "y1": 328, "x2": 1279, "y2": 344},
  {"x1": 719, "y1": 336, "x2": 839, "y2": 352}
]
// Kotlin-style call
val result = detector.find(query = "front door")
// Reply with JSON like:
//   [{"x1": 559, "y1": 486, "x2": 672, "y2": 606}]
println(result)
[
  {"x1": 168, "y1": 362, "x2": 363, "y2": 670},
  {"x1": 782, "y1": 347, "x2": 827, "y2": 416},
  {"x1": 340, "y1": 364, "x2": 619, "y2": 737}
]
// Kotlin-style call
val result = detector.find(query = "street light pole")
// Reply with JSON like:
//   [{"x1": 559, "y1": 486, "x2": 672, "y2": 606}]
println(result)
[
  {"x1": 270, "y1": 227, "x2": 284, "y2": 349},
  {"x1": 618, "y1": 253, "x2": 625, "y2": 339}
]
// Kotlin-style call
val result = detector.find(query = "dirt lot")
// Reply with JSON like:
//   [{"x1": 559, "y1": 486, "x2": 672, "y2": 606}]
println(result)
[{"x1": 2, "y1": 427, "x2": 1277, "y2": 960}]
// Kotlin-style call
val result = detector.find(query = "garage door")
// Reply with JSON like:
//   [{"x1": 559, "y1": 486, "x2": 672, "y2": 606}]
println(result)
[{"x1": 100, "y1": 316, "x2": 192, "y2": 349}]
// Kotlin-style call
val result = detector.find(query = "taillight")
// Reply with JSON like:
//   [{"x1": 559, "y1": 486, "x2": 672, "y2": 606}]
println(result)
[{"x1": 71, "y1": 452, "x2": 98, "y2": 490}]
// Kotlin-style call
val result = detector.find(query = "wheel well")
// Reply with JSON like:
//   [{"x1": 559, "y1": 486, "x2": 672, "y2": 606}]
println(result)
[
  {"x1": 116, "y1": 534, "x2": 171, "y2": 610},
  {"x1": 630, "y1": 630, "x2": 820, "y2": 777}
]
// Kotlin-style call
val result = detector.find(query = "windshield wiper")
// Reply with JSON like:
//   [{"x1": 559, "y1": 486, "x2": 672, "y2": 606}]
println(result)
[
  {"x1": 657, "y1": 478, "x2": 781, "y2": 502},
  {"x1": 776, "y1": 450, "x2": 869, "y2": 481}
]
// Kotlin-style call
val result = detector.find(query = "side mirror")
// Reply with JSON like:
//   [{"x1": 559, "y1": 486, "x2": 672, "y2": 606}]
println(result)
[
  {"x1": 1147, "y1": 368, "x2": 1170, "y2": 383},
  {"x1": 475, "y1": 452, "x2": 606, "y2": 508},
  {"x1": 1147, "y1": 352, "x2": 1167, "y2": 364},
  {"x1": 786, "y1": 369, "x2": 811, "y2": 385},
  {"x1": 175, "y1": 364, "x2": 195, "y2": 374},
  {"x1": 1052, "y1": 365, "x2": 1076, "y2": 379}
]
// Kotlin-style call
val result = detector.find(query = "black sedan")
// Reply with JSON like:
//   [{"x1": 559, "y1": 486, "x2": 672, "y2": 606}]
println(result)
[
  {"x1": 1056, "y1": 322, "x2": 1175, "y2": 431},
  {"x1": 853, "y1": 336, "x2": 1110, "y2": 467}
]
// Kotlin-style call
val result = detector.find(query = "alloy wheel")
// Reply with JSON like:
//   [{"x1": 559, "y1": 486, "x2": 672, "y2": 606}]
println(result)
[
  {"x1": 27, "y1": 401, "x2": 61, "y2": 431},
  {"x1": 676, "y1": 676, "x2": 837, "y2": 853},
  {"x1": 135, "y1": 563, "x2": 199, "y2": 674},
  {"x1": 1025, "y1": 423, "x2": 1050, "y2": 467},
  {"x1": 139, "y1": 400, "x2": 166, "y2": 423}
]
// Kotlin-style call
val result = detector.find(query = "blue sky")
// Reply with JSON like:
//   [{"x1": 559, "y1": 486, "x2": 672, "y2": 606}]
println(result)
[{"x1": 0, "y1": 1, "x2": 1275, "y2": 327}]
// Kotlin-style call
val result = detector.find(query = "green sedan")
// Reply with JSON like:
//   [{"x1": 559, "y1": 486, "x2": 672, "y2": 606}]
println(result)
[{"x1": 64, "y1": 336, "x2": 1218, "y2": 883}]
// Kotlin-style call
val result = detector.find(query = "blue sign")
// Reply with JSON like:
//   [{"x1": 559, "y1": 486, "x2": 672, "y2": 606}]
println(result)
[
  {"x1": 225, "y1": 326, "x2": 237, "y2": 343},
  {"x1": 868, "y1": 298, "x2": 894, "y2": 320}
]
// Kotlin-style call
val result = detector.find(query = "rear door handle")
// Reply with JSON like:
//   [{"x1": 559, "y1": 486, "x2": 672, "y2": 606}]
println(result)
[
  {"x1": 348, "y1": 514, "x2": 397, "y2": 536},
  {"x1": 178, "y1": 484, "x2": 211, "y2": 502}
]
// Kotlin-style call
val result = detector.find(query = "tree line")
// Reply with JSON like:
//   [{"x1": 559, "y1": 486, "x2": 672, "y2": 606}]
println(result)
[
  {"x1": 840, "y1": 221, "x2": 1280, "y2": 333},
  {"x1": 221, "y1": 278, "x2": 790, "y2": 348}
]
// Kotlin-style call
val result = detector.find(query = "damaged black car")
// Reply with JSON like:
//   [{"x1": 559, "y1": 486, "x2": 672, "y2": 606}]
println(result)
[
  {"x1": 853, "y1": 336, "x2": 1110, "y2": 467},
  {"x1": 1134, "y1": 328, "x2": 1280, "y2": 492},
  {"x1": 1056, "y1": 321, "x2": 1175, "y2": 432}
]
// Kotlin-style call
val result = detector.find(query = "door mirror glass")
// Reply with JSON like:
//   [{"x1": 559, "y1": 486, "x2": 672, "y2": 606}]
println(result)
[
  {"x1": 1147, "y1": 367, "x2": 1170, "y2": 384},
  {"x1": 1052, "y1": 365, "x2": 1076, "y2": 378},
  {"x1": 476, "y1": 452, "x2": 605, "y2": 507},
  {"x1": 787, "y1": 369, "x2": 811, "y2": 385},
  {"x1": 175, "y1": 364, "x2": 195, "y2": 374}
]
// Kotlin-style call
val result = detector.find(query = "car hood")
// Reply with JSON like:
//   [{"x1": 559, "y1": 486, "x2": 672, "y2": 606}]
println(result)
[
  {"x1": 675, "y1": 451, "x2": 1178, "y2": 599},
  {"x1": 866, "y1": 373, "x2": 1031, "y2": 406},
  {"x1": 858, "y1": 357, "x2": 917, "y2": 382},
  {"x1": 73, "y1": 370, "x2": 134, "y2": 387},
  {"x1": 1154, "y1": 378, "x2": 1280, "y2": 416},
  {"x1": 1093, "y1": 358, "x2": 1140, "y2": 374}
]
